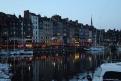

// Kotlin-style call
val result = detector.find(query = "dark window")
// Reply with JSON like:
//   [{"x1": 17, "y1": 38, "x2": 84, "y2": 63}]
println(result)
[{"x1": 103, "y1": 71, "x2": 121, "y2": 81}]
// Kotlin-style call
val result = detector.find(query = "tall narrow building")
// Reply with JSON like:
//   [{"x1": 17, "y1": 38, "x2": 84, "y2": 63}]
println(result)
[{"x1": 24, "y1": 10, "x2": 41, "y2": 43}]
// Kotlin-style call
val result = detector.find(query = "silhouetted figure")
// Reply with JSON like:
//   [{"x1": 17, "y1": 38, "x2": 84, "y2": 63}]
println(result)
[
  {"x1": 82, "y1": 76, "x2": 88, "y2": 81},
  {"x1": 87, "y1": 75, "x2": 92, "y2": 81}
]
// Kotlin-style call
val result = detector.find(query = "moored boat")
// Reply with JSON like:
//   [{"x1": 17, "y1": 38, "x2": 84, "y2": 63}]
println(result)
[{"x1": 93, "y1": 62, "x2": 121, "y2": 81}]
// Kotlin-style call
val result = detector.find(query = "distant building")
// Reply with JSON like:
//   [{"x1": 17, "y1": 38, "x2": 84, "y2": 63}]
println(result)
[
  {"x1": 51, "y1": 15, "x2": 64, "y2": 46},
  {"x1": 0, "y1": 10, "x2": 112, "y2": 50},
  {"x1": 51, "y1": 15, "x2": 80, "y2": 46},
  {"x1": 79, "y1": 24, "x2": 93, "y2": 47},
  {"x1": 40, "y1": 17, "x2": 53, "y2": 46},
  {"x1": 0, "y1": 12, "x2": 21, "y2": 49},
  {"x1": 104, "y1": 29, "x2": 120, "y2": 46},
  {"x1": 24, "y1": 10, "x2": 41, "y2": 43},
  {"x1": 68, "y1": 20, "x2": 80, "y2": 46},
  {"x1": 23, "y1": 10, "x2": 33, "y2": 47}
]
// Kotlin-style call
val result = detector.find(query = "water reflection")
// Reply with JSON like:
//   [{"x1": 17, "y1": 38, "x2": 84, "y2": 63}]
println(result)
[{"x1": 1, "y1": 50, "x2": 121, "y2": 81}]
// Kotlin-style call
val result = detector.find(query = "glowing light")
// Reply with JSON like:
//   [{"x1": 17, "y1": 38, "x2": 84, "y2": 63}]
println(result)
[
  {"x1": 56, "y1": 53, "x2": 58, "y2": 56},
  {"x1": 41, "y1": 56, "x2": 46, "y2": 59},
  {"x1": 75, "y1": 41, "x2": 79, "y2": 43},
  {"x1": 89, "y1": 56, "x2": 92, "y2": 62},
  {"x1": 29, "y1": 57, "x2": 32, "y2": 61},
  {"x1": 26, "y1": 44, "x2": 32, "y2": 48},
  {"x1": 88, "y1": 39, "x2": 92, "y2": 42},
  {"x1": 18, "y1": 45, "x2": 24, "y2": 48},
  {"x1": 75, "y1": 53, "x2": 80, "y2": 60},
  {"x1": 52, "y1": 62, "x2": 56, "y2": 67},
  {"x1": 42, "y1": 45, "x2": 46, "y2": 48},
  {"x1": 29, "y1": 66, "x2": 31, "y2": 71}
]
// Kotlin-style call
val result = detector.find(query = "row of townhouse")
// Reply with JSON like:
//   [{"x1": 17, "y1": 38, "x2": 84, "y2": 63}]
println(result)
[{"x1": 0, "y1": 10, "x2": 106, "y2": 49}]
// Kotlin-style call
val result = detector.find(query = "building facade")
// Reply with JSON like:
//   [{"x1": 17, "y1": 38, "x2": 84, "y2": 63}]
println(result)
[
  {"x1": 40, "y1": 17, "x2": 53, "y2": 46},
  {"x1": 24, "y1": 10, "x2": 40, "y2": 43},
  {"x1": 0, "y1": 10, "x2": 111, "y2": 50},
  {"x1": 0, "y1": 12, "x2": 21, "y2": 49}
]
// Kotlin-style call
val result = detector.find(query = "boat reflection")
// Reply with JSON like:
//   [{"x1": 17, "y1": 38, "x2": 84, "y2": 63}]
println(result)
[{"x1": 0, "y1": 50, "x2": 121, "y2": 81}]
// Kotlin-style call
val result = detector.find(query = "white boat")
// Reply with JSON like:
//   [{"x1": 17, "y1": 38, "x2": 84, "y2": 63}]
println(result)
[
  {"x1": 10, "y1": 49, "x2": 33, "y2": 56},
  {"x1": 93, "y1": 62, "x2": 121, "y2": 81},
  {"x1": 86, "y1": 29, "x2": 106, "y2": 52},
  {"x1": 0, "y1": 63, "x2": 11, "y2": 73},
  {"x1": 0, "y1": 70, "x2": 10, "y2": 79},
  {"x1": 86, "y1": 46, "x2": 105, "y2": 51},
  {"x1": 0, "y1": 63, "x2": 12, "y2": 81},
  {"x1": 117, "y1": 46, "x2": 121, "y2": 52},
  {"x1": 0, "y1": 78, "x2": 11, "y2": 81}
]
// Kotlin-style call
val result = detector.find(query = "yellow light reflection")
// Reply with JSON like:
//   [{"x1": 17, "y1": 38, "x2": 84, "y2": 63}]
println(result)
[
  {"x1": 75, "y1": 53, "x2": 80, "y2": 60},
  {"x1": 26, "y1": 44, "x2": 32, "y2": 48}
]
